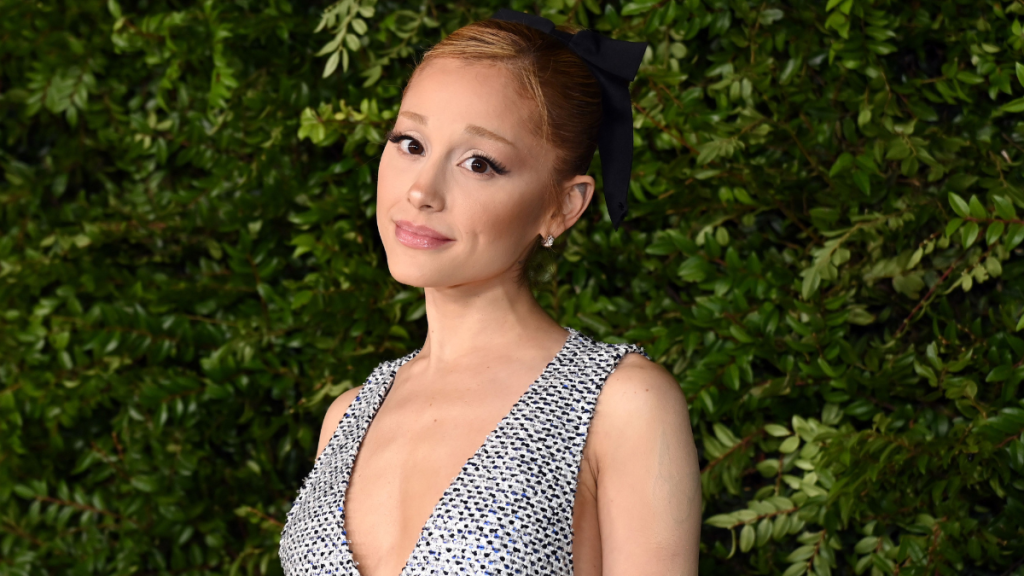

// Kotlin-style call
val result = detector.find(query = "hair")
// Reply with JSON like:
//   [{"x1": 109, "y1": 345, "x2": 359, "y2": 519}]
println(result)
[{"x1": 409, "y1": 19, "x2": 603, "y2": 287}]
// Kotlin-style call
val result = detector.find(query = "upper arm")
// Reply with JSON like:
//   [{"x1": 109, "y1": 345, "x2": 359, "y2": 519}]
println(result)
[
  {"x1": 315, "y1": 385, "x2": 363, "y2": 460},
  {"x1": 589, "y1": 352, "x2": 701, "y2": 575}
]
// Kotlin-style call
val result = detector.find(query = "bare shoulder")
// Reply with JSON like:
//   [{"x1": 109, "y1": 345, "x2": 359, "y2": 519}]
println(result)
[
  {"x1": 315, "y1": 385, "x2": 363, "y2": 459},
  {"x1": 598, "y1": 351, "x2": 689, "y2": 424},
  {"x1": 589, "y1": 350, "x2": 696, "y2": 473}
]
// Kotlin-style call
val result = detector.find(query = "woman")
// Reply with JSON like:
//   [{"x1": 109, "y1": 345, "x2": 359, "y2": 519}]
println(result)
[{"x1": 280, "y1": 10, "x2": 701, "y2": 576}]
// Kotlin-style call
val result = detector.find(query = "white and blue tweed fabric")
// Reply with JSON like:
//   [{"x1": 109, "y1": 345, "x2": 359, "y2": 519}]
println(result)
[{"x1": 279, "y1": 327, "x2": 647, "y2": 575}]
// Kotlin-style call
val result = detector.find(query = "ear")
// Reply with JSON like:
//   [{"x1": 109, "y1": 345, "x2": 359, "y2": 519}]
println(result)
[{"x1": 546, "y1": 174, "x2": 596, "y2": 237}]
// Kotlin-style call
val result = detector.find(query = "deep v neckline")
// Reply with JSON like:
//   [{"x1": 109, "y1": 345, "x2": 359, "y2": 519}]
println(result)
[{"x1": 338, "y1": 327, "x2": 578, "y2": 576}]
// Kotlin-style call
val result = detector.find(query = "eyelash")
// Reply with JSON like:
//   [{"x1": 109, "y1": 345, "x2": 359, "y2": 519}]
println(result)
[{"x1": 385, "y1": 130, "x2": 509, "y2": 176}]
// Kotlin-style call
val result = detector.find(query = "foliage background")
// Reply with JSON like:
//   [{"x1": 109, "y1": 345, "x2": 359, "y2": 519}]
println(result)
[{"x1": 2, "y1": 0, "x2": 1024, "y2": 575}]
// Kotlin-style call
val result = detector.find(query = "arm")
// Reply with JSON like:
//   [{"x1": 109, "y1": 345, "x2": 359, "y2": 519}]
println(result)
[
  {"x1": 315, "y1": 385, "x2": 363, "y2": 460},
  {"x1": 590, "y1": 353, "x2": 701, "y2": 575}
]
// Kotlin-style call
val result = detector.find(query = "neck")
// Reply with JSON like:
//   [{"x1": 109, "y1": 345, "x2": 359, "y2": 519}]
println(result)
[{"x1": 417, "y1": 268, "x2": 563, "y2": 365}]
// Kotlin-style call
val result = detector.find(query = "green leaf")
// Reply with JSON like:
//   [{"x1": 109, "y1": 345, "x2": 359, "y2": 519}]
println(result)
[
  {"x1": 994, "y1": 195, "x2": 1017, "y2": 220},
  {"x1": 818, "y1": 357, "x2": 842, "y2": 378},
  {"x1": 829, "y1": 152, "x2": 854, "y2": 176},
  {"x1": 985, "y1": 254, "x2": 1002, "y2": 277},
  {"x1": 344, "y1": 33, "x2": 361, "y2": 51},
  {"x1": 779, "y1": 436, "x2": 801, "y2": 453},
  {"x1": 758, "y1": 8, "x2": 784, "y2": 25},
  {"x1": 948, "y1": 192, "x2": 970, "y2": 217},
  {"x1": 961, "y1": 221, "x2": 980, "y2": 248},
  {"x1": 322, "y1": 51, "x2": 340, "y2": 78},
  {"x1": 706, "y1": 513, "x2": 737, "y2": 528},
  {"x1": 646, "y1": 238, "x2": 678, "y2": 255},
  {"x1": 730, "y1": 324, "x2": 754, "y2": 343},
  {"x1": 987, "y1": 365, "x2": 1014, "y2": 382},
  {"x1": 801, "y1": 269, "x2": 821, "y2": 300},
  {"x1": 740, "y1": 523, "x2": 756, "y2": 552},
  {"x1": 621, "y1": 0, "x2": 661, "y2": 16},
  {"x1": 947, "y1": 173, "x2": 978, "y2": 191},
  {"x1": 577, "y1": 312, "x2": 612, "y2": 335},
  {"x1": 714, "y1": 423, "x2": 740, "y2": 447},
  {"x1": 945, "y1": 218, "x2": 963, "y2": 237},
  {"x1": 968, "y1": 194, "x2": 987, "y2": 219},
  {"x1": 1017, "y1": 62, "x2": 1024, "y2": 89},
  {"x1": 765, "y1": 424, "x2": 791, "y2": 437},
  {"x1": 1007, "y1": 223, "x2": 1024, "y2": 249},
  {"x1": 13, "y1": 484, "x2": 35, "y2": 499},
  {"x1": 957, "y1": 71, "x2": 984, "y2": 85},
  {"x1": 723, "y1": 363, "x2": 741, "y2": 391},
  {"x1": 291, "y1": 290, "x2": 314, "y2": 309},
  {"x1": 678, "y1": 256, "x2": 712, "y2": 283},
  {"x1": 852, "y1": 171, "x2": 871, "y2": 195},
  {"x1": 885, "y1": 139, "x2": 911, "y2": 160},
  {"x1": 780, "y1": 57, "x2": 802, "y2": 85},
  {"x1": 854, "y1": 536, "x2": 878, "y2": 554},
  {"x1": 986, "y1": 222, "x2": 1005, "y2": 245},
  {"x1": 130, "y1": 476, "x2": 159, "y2": 493},
  {"x1": 857, "y1": 107, "x2": 872, "y2": 127},
  {"x1": 361, "y1": 65, "x2": 383, "y2": 88},
  {"x1": 782, "y1": 560, "x2": 808, "y2": 576},
  {"x1": 756, "y1": 459, "x2": 781, "y2": 476},
  {"x1": 787, "y1": 544, "x2": 817, "y2": 562},
  {"x1": 1001, "y1": 97, "x2": 1024, "y2": 113}
]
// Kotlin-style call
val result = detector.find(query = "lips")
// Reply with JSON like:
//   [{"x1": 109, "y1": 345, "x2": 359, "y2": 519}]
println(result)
[{"x1": 394, "y1": 220, "x2": 454, "y2": 249}]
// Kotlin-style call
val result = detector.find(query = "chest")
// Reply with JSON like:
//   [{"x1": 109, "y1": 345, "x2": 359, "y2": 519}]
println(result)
[
  {"x1": 280, "y1": 332, "x2": 633, "y2": 576},
  {"x1": 342, "y1": 378, "x2": 605, "y2": 576},
  {"x1": 356, "y1": 364, "x2": 543, "y2": 469}
]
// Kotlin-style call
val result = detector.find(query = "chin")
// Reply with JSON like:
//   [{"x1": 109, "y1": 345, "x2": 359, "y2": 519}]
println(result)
[
  {"x1": 386, "y1": 251, "x2": 458, "y2": 288},
  {"x1": 385, "y1": 251, "x2": 510, "y2": 289},
  {"x1": 388, "y1": 264, "x2": 440, "y2": 288}
]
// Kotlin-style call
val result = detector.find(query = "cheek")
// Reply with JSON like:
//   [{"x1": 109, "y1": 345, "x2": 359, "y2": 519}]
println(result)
[
  {"x1": 463, "y1": 183, "x2": 549, "y2": 250},
  {"x1": 376, "y1": 149, "x2": 408, "y2": 212}
]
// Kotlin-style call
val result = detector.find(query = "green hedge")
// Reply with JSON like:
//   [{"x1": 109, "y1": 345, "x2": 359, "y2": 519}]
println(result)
[{"x1": 2, "y1": 0, "x2": 1023, "y2": 574}]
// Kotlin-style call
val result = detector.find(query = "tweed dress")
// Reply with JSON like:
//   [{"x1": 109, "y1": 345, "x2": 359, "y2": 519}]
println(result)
[{"x1": 279, "y1": 327, "x2": 647, "y2": 575}]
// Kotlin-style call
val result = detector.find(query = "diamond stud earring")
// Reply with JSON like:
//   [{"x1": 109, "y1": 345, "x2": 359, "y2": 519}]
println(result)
[{"x1": 543, "y1": 234, "x2": 554, "y2": 247}]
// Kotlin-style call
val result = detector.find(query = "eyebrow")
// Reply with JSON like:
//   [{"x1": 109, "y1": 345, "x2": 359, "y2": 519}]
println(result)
[
  {"x1": 397, "y1": 111, "x2": 514, "y2": 148},
  {"x1": 398, "y1": 110, "x2": 428, "y2": 125},
  {"x1": 464, "y1": 124, "x2": 515, "y2": 148}
]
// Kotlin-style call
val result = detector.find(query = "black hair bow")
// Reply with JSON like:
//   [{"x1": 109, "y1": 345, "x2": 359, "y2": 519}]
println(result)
[{"x1": 492, "y1": 8, "x2": 647, "y2": 229}]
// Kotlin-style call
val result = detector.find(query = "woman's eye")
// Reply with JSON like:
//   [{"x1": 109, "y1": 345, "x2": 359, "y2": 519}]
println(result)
[
  {"x1": 397, "y1": 137, "x2": 423, "y2": 156},
  {"x1": 468, "y1": 158, "x2": 490, "y2": 174},
  {"x1": 459, "y1": 157, "x2": 494, "y2": 174}
]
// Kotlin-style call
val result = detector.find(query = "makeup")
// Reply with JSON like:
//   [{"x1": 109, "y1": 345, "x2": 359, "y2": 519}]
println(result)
[{"x1": 394, "y1": 220, "x2": 454, "y2": 250}]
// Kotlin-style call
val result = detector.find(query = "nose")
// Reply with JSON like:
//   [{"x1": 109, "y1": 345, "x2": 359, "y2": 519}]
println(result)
[{"x1": 406, "y1": 154, "x2": 447, "y2": 212}]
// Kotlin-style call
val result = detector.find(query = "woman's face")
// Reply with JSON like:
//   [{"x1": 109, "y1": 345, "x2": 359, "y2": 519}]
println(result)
[{"x1": 376, "y1": 58, "x2": 562, "y2": 289}]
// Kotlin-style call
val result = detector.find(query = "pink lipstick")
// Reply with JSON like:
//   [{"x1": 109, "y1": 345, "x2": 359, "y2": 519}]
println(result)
[{"x1": 394, "y1": 220, "x2": 454, "y2": 249}]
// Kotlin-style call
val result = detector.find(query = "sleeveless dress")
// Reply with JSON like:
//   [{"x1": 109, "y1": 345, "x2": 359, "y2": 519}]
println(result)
[{"x1": 279, "y1": 327, "x2": 647, "y2": 575}]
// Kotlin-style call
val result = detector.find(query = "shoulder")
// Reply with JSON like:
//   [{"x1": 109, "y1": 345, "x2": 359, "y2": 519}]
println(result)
[
  {"x1": 598, "y1": 351, "x2": 689, "y2": 426},
  {"x1": 587, "y1": 350, "x2": 695, "y2": 472},
  {"x1": 325, "y1": 385, "x2": 364, "y2": 423},
  {"x1": 315, "y1": 385, "x2": 363, "y2": 459}
]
